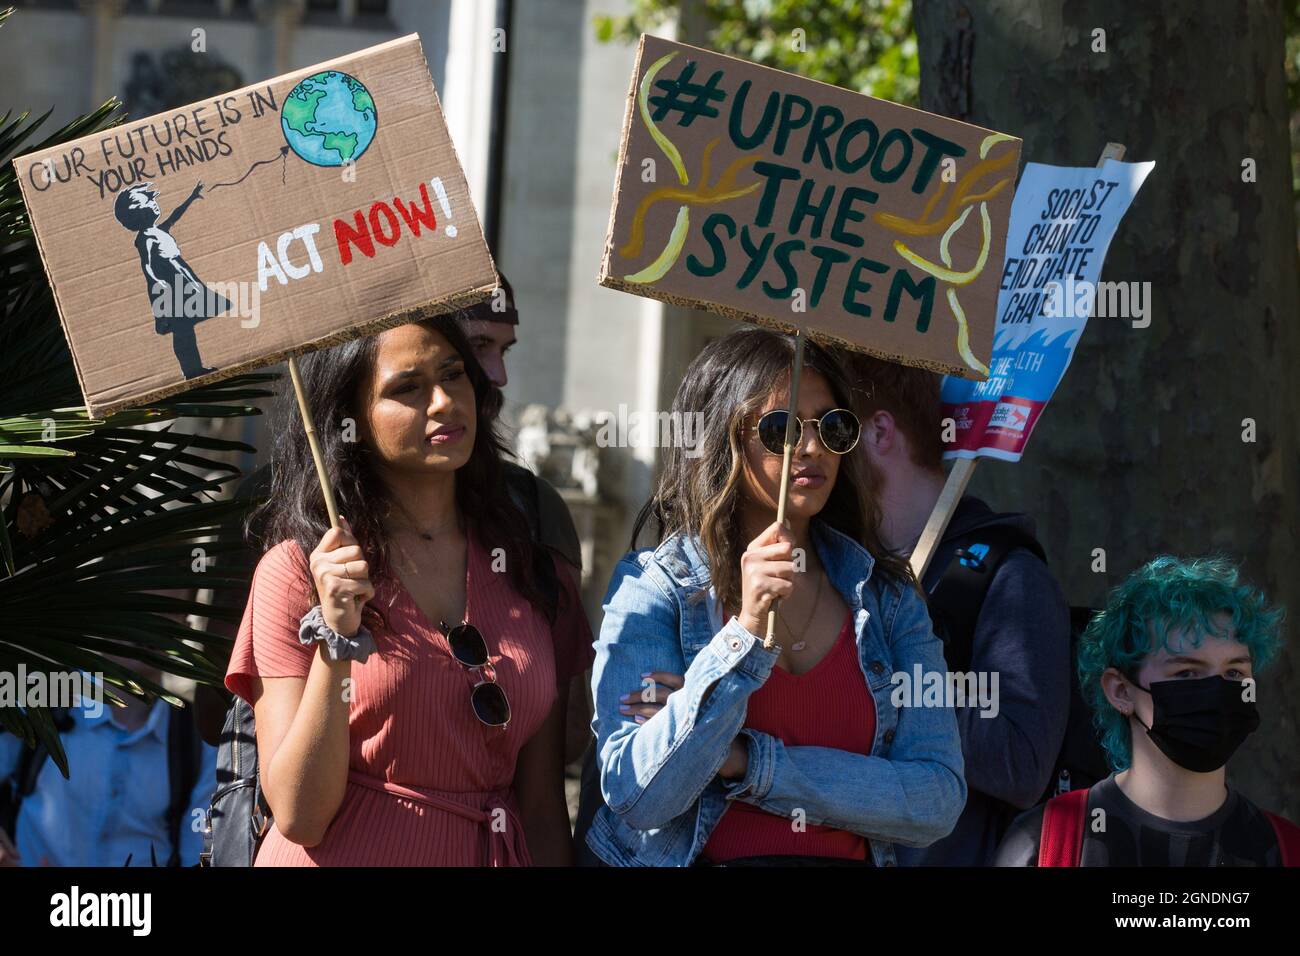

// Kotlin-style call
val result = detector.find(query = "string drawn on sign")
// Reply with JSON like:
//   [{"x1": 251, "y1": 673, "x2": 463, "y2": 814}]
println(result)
[{"x1": 209, "y1": 145, "x2": 291, "y2": 191}]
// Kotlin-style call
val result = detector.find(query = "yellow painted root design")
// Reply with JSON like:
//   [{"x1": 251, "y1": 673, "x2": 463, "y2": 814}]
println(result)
[
  {"x1": 872, "y1": 147, "x2": 1015, "y2": 238},
  {"x1": 621, "y1": 54, "x2": 761, "y2": 284},
  {"x1": 620, "y1": 138, "x2": 761, "y2": 261},
  {"x1": 625, "y1": 205, "x2": 691, "y2": 283},
  {"x1": 892, "y1": 202, "x2": 992, "y2": 376},
  {"x1": 979, "y1": 132, "x2": 1016, "y2": 159},
  {"x1": 639, "y1": 52, "x2": 689, "y2": 187},
  {"x1": 947, "y1": 287, "x2": 989, "y2": 377},
  {"x1": 871, "y1": 132, "x2": 1013, "y2": 375},
  {"x1": 894, "y1": 202, "x2": 991, "y2": 286}
]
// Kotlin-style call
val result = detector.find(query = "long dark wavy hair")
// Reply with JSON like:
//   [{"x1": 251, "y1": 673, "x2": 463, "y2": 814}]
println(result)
[
  {"x1": 248, "y1": 314, "x2": 555, "y2": 631},
  {"x1": 631, "y1": 327, "x2": 915, "y2": 612}
]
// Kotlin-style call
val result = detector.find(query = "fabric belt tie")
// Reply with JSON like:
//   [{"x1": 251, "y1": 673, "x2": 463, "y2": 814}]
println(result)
[{"x1": 347, "y1": 770, "x2": 531, "y2": 866}]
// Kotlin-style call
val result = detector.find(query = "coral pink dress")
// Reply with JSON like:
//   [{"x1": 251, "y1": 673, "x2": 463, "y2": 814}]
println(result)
[{"x1": 225, "y1": 524, "x2": 593, "y2": 866}]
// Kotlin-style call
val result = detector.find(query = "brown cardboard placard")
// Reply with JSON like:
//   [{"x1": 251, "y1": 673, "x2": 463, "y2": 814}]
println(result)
[
  {"x1": 15, "y1": 34, "x2": 496, "y2": 418},
  {"x1": 600, "y1": 35, "x2": 1022, "y2": 379}
]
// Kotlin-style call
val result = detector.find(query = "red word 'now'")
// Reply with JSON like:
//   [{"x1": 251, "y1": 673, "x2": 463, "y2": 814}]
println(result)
[{"x1": 333, "y1": 181, "x2": 438, "y2": 265}]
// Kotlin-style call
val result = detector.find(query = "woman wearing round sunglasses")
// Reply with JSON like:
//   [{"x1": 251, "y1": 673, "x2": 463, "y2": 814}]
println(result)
[
  {"x1": 587, "y1": 327, "x2": 965, "y2": 866},
  {"x1": 225, "y1": 314, "x2": 592, "y2": 866}
]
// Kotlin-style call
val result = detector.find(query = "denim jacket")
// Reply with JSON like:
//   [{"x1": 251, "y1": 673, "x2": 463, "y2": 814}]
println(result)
[{"x1": 586, "y1": 519, "x2": 966, "y2": 867}]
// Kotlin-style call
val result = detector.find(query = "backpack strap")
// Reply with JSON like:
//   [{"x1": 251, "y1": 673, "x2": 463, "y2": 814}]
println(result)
[
  {"x1": 505, "y1": 463, "x2": 544, "y2": 544},
  {"x1": 503, "y1": 462, "x2": 584, "y2": 572},
  {"x1": 503, "y1": 464, "x2": 567, "y2": 625},
  {"x1": 165, "y1": 705, "x2": 203, "y2": 867},
  {"x1": 1039, "y1": 787, "x2": 1089, "y2": 867},
  {"x1": 0, "y1": 707, "x2": 74, "y2": 838},
  {"x1": 532, "y1": 474, "x2": 584, "y2": 574},
  {"x1": 0, "y1": 741, "x2": 45, "y2": 839},
  {"x1": 1263, "y1": 811, "x2": 1300, "y2": 867},
  {"x1": 927, "y1": 524, "x2": 1046, "y2": 672}
]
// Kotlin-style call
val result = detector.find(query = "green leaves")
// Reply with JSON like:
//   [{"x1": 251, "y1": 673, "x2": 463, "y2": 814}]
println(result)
[
  {"x1": 0, "y1": 374, "x2": 273, "y2": 771},
  {"x1": 593, "y1": 0, "x2": 919, "y2": 105},
  {"x1": 1284, "y1": 1, "x2": 1300, "y2": 199},
  {"x1": 0, "y1": 410, "x2": 106, "y2": 475},
  {"x1": 0, "y1": 93, "x2": 129, "y2": 414}
]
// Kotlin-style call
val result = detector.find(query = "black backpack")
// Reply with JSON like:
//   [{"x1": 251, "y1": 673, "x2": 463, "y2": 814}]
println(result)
[
  {"x1": 201, "y1": 465, "x2": 568, "y2": 866},
  {"x1": 925, "y1": 524, "x2": 1109, "y2": 805},
  {"x1": 200, "y1": 695, "x2": 271, "y2": 867},
  {"x1": 1, "y1": 704, "x2": 204, "y2": 866}
]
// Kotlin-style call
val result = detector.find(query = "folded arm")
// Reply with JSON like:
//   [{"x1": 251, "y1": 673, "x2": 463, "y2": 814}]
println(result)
[
  {"x1": 591, "y1": 556, "x2": 778, "y2": 831},
  {"x1": 723, "y1": 595, "x2": 967, "y2": 848}
]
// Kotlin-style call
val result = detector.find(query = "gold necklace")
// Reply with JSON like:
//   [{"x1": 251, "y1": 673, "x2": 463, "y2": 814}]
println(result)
[
  {"x1": 388, "y1": 499, "x2": 460, "y2": 541},
  {"x1": 780, "y1": 568, "x2": 825, "y2": 652}
]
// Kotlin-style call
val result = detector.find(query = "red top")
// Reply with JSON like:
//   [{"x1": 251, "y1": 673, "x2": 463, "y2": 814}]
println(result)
[
  {"x1": 703, "y1": 608, "x2": 875, "y2": 862},
  {"x1": 225, "y1": 525, "x2": 593, "y2": 866}
]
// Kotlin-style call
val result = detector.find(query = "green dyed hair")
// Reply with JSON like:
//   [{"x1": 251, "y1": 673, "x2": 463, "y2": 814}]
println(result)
[{"x1": 1077, "y1": 554, "x2": 1285, "y2": 772}]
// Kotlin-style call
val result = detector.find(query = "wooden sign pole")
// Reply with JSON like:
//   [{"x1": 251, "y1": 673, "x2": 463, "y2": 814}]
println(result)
[
  {"x1": 764, "y1": 329, "x2": 806, "y2": 649},
  {"x1": 907, "y1": 142, "x2": 1127, "y2": 582},
  {"x1": 287, "y1": 355, "x2": 342, "y2": 531},
  {"x1": 907, "y1": 456, "x2": 977, "y2": 580}
]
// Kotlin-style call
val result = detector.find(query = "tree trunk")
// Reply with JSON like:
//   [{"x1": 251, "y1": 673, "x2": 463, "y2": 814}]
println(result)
[{"x1": 913, "y1": 0, "x2": 1300, "y2": 816}]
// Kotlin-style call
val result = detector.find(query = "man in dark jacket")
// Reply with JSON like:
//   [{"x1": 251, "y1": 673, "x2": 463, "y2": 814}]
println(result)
[{"x1": 844, "y1": 352, "x2": 1071, "y2": 866}]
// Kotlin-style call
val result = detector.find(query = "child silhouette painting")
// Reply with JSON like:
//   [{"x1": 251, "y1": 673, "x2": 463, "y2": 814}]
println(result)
[{"x1": 114, "y1": 182, "x2": 231, "y2": 379}]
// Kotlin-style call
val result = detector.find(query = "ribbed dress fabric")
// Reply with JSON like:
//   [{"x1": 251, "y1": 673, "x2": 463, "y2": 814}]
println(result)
[{"x1": 225, "y1": 525, "x2": 592, "y2": 866}]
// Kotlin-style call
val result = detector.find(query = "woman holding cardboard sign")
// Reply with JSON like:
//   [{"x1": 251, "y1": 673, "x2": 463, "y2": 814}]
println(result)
[
  {"x1": 587, "y1": 327, "x2": 964, "y2": 866},
  {"x1": 224, "y1": 315, "x2": 591, "y2": 866}
]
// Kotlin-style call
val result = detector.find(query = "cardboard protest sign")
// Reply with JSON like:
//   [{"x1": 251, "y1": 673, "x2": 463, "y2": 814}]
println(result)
[
  {"x1": 940, "y1": 158, "x2": 1154, "y2": 461},
  {"x1": 599, "y1": 35, "x2": 1022, "y2": 379},
  {"x1": 15, "y1": 34, "x2": 496, "y2": 418}
]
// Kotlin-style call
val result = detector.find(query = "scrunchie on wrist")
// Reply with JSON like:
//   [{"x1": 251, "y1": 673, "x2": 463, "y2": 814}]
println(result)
[{"x1": 298, "y1": 604, "x2": 376, "y2": 663}]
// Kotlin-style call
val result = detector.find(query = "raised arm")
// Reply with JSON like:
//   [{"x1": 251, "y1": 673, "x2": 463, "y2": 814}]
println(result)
[
  {"x1": 160, "y1": 181, "x2": 204, "y2": 231},
  {"x1": 233, "y1": 523, "x2": 374, "y2": 847}
]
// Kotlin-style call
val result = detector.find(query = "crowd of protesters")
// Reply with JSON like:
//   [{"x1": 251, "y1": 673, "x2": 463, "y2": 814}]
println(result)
[{"x1": 2, "y1": 277, "x2": 1294, "y2": 868}]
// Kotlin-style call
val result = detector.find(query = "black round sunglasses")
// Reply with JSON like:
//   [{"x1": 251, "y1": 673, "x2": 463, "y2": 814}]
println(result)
[
  {"x1": 753, "y1": 407, "x2": 862, "y2": 456},
  {"x1": 440, "y1": 620, "x2": 511, "y2": 728}
]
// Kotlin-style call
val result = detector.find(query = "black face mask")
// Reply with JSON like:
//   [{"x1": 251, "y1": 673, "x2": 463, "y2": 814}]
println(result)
[{"x1": 1130, "y1": 675, "x2": 1260, "y2": 773}]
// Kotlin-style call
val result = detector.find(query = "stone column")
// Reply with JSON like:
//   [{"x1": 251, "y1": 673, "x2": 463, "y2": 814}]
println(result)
[
  {"x1": 252, "y1": 0, "x2": 306, "y2": 76},
  {"x1": 76, "y1": 0, "x2": 127, "y2": 107}
]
